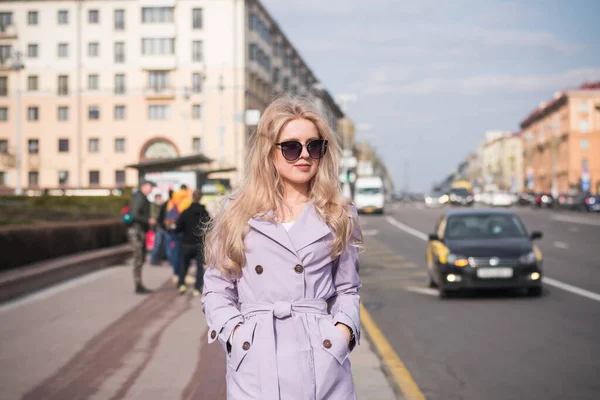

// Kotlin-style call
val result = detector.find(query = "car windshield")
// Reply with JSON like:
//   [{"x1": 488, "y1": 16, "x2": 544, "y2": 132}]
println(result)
[
  {"x1": 358, "y1": 187, "x2": 382, "y2": 195},
  {"x1": 450, "y1": 188, "x2": 469, "y2": 196},
  {"x1": 444, "y1": 214, "x2": 528, "y2": 239}
]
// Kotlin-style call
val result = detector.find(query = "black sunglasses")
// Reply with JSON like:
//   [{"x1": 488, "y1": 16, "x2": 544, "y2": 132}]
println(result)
[{"x1": 275, "y1": 139, "x2": 328, "y2": 161}]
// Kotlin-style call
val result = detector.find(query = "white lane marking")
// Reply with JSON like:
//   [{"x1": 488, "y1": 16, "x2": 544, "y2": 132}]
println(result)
[
  {"x1": 552, "y1": 214, "x2": 600, "y2": 227},
  {"x1": 362, "y1": 229, "x2": 379, "y2": 237},
  {"x1": 386, "y1": 216, "x2": 600, "y2": 303},
  {"x1": 404, "y1": 286, "x2": 438, "y2": 297},
  {"x1": 0, "y1": 267, "x2": 120, "y2": 313},
  {"x1": 385, "y1": 216, "x2": 429, "y2": 241},
  {"x1": 553, "y1": 241, "x2": 569, "y2": 249},
  {"x1": 543, "y1": 277, "x2": 600, "y2": 302}
]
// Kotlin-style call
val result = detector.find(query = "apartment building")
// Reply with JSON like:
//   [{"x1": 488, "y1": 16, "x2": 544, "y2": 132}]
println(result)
[
  {"x1": 520, "y1": 82, "x2": 600, "y2": 194},
  {"x1": 0, "y1": 0, "x2": 336, "y2": 192},
  {"x1": 481, "y1": 130, "x2": 523, "y2": 192}
]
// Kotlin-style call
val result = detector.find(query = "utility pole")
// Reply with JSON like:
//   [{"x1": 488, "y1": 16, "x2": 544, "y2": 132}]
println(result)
[
  {"x1": 12, "y1": 51, "x2": 25, "y2": 195},
  {"x1": 217, "y1": 74, "x2": 225, "y2": 167}
]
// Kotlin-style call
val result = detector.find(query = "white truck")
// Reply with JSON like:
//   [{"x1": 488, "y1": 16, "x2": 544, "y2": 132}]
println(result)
[{"x1": 354, "y1": 176, "x2": 385, "y2": 214}]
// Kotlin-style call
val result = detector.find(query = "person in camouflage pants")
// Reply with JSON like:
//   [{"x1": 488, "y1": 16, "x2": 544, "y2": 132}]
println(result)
[{"x1": 128, "y1": 180, "x2": 156, "y2": 294}]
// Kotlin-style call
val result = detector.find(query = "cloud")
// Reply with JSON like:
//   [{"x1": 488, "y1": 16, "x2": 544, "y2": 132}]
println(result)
[{"x1": 366, "y1": 68, "x2": 600, "y2": 95}]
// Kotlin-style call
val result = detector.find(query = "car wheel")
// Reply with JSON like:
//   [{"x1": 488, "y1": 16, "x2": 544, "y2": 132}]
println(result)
[{"x1": 528, "y1": 287, "x2": 542, "y2": 297}]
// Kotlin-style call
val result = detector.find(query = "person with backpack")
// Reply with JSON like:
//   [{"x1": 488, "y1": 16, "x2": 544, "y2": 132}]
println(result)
[
  {"x1": 127, "y1": 179, "x2": 156, "y2": 294},
  {"x1": 165, "y1": 184, "x2": 192, "y2": 282},
  {"x1": 176, "y1": 189, "x2": 211, "y2": 296}
]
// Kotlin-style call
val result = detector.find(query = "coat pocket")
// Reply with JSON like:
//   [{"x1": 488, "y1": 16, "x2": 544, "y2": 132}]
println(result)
[
  {"x1": 228, "y1": 320, "x2": 258, "y2": 371},
  {"x1": 317, "y1": 317, "x2": 350, "y2": 365}
]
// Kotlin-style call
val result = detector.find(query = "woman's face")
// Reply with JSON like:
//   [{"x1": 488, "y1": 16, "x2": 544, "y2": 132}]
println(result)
[{"x1": 273, "y1": 118, "x2": 321, "y2": 188}]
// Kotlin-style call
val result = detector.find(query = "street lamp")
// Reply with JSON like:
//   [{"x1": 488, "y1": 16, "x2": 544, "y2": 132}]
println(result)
[{"x1": 12, "y1": 51, "x2": 24, "y2": 195}]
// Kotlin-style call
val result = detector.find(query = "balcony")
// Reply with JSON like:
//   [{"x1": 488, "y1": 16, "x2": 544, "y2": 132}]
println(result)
[
  {"x1": 144, "y1": 86, "x2": 175, "y2": 100},
  {"x1": 0, "y1": 24, "x2": 17, "y2": 39},
  {"x1": 140, "y1": 55, "x2": 177, "y2": 71}
]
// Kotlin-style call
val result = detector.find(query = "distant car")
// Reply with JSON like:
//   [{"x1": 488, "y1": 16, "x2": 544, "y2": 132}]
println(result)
[
  {"x1": 518, "y1": 192, "x2": 536, "y2": 206},
  {"x1": 426, "y1": 209, "x2": 543, "y2": 298},
  {"x1": 425, "y1": 192, "x2": 448, "y2": 207},
  {"x1": 489, "y1": 191, "x2": 516, "y2": 207},
  {"x1": 448, "y1": 187, "x2": 474, "y2": 206},
  {"x1": 533, "y1": 193, "x2": 554, "y2": 208},
  {"x1": 581, "y1": 193, "x2": 600, "y2": 212}
]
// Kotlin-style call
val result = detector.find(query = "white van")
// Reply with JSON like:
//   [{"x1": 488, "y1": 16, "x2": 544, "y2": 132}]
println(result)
[{"x1": 354, "y1": 176, "x2": 385, "y2": 214}]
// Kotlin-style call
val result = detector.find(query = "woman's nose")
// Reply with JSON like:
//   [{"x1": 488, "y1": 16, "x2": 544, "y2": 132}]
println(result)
[{"x1": 299, "y1": 144, "x2": 310, "y2": 159}]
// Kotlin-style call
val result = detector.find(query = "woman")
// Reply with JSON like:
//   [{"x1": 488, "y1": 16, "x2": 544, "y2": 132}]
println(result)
[{"x1": 201, "y1": 96, "x2": 362, "y2": 400}]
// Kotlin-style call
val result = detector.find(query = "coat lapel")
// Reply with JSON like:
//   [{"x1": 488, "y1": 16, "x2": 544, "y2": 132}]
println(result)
[
  {"x1": 288, "y1": 203, "x2": 332, "y2": 252},
  {"x1": 247, "y1": 211, "x2": 297, "y2": 255}
]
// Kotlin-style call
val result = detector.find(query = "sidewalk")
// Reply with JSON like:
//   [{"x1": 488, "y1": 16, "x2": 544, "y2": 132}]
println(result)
[{"x1": 0, "y1": 263, "x2": 398, "y2": 400}]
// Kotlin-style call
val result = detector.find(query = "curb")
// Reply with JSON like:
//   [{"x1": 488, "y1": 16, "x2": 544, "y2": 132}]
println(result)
[{"x1": 0, "y1": 244, "x2": 132, "y2": 304}]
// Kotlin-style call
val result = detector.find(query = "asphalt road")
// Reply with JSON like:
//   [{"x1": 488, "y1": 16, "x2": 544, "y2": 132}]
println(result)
[{"x1": 359, "y1": 202, "x2": 600, "y2": 400}]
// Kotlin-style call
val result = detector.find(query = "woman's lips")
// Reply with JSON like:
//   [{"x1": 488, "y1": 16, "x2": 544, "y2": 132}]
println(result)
[{"x1": 294, "y1": 164, "x2": 310, "y2": 171}]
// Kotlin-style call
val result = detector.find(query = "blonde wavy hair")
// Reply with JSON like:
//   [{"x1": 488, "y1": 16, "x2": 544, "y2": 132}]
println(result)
[{"x1": 204, "y1": 95, "x2": 362, "y2": 278}]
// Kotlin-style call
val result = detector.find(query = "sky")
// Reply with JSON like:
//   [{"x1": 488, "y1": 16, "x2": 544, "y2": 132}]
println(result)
[{"x1": 261, "y1": 0, "x2": 600, "y2": 192}]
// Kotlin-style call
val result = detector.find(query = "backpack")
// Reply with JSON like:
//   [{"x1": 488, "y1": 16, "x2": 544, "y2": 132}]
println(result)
[
  {"x1": 121, "y1": 205, "x2": 133, "y2": 226},
  {"x1": 164, "y1": 201, "x2": 182, "y2": 230}
]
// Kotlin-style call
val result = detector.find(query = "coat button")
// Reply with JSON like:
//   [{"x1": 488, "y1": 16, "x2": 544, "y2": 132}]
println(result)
[
  {"x1": 294, "y1": 264, "x2": 304, "y2": 274},
  {"x1": 323, "y1": 339, "x2": 332, "y2": 349},
  {"x1": 210, "y1": 330, "x2": 217, "y2": 339},
  {"x1": 255, "y1": 265, "x2": 264, "y2": 274},
  {"x1": 242, "y1": 341, "x2": 251, "y2": 351}
]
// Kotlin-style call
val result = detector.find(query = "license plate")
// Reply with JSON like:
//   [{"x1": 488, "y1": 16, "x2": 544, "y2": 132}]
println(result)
[
  {"x1": 364, "y1": 207, "x2": 375, "y2": 213},
  {"x1": 477, "y1": 268, "x2": 513, "y2": 278}
]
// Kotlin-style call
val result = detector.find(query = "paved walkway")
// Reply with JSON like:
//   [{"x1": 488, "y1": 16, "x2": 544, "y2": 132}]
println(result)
[{"x1": 0, "y1": 264, "x2": 398, "y2": 400}]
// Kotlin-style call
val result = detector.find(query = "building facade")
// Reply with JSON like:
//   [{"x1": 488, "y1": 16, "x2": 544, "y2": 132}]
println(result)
[
  {"x1": 481, "y1": 130, "x2": 523, "y2": 192},
  {"x1": 520, "y1": 83, "x2": 600, "y2": 194},
  {"x1": 0, "y1": 0, "x2": 339, "y2": 193}
]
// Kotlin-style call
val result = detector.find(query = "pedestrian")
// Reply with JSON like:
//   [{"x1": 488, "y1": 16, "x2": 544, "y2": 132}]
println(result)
[
  {"x1": 150, "y1": 193, "x2": 166, "y2": 265},
  {"x1": 165, "y1": 185, "x2": 191, "y2": 283},
  {"x1": 201, "y1": 96, "x2": 363, "y2": 399},
  {"x1": 176, "y1": 189, "x2": 211, "y2": 296},
  {"x1": 128, "y1": 179, "x2": 156, "y2": 294}
]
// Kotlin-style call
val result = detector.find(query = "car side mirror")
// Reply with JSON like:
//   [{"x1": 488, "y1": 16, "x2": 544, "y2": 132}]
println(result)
[
  {"x1": 429, "y1": 233, "x2": 440, "y2": 241},
  {"x1": 530, "y1": 231, "x2": 543, "y2": 240}
]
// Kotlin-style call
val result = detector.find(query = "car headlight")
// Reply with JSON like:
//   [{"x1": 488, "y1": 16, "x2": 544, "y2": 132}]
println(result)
[
  {"x1": 519, "y1": 251, "x2": 537, "y2": 265},
  {"x1": 446, "y1": 253, "x2": 468, "y2": 267}
]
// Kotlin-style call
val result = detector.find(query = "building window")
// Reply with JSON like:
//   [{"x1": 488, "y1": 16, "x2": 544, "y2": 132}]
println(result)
[
  {"x1": 192, "y1": 137, "x2": 201, "y2": 153},
  {"x1": 580, "y1": 139, "x2": 589, "y2": 151},
  {"x1": 114, "y1": 42, "x2": 125, "y2": 63},
  {"x1": 27, "y1": 75, "x2": 39, "y2": 91},
  {"x1": 192, "y1": 40, "x2": 203, "y2": 62},
  {"x1": 192, "y1": 104, "x2": 202, "y2": 119},
  {"x1": 580, "y1": 101, "x2": 589, "y2": 113},
  {"x1": 0, "y1": 139, "x2": 7, "y2": 153},
  {"x1": 88, "y1": 105, "x2": 100, "y2": 120},
  {"x1": 1, "y1": 12, "x2": 14, "y2": 26},
  {"x1": 0, "y1": 76, "x2": 7, "y2": 96},
  {"x1": 58, "y1": 106, "x2": 69, "y2": 121},
  {"x1": 582, "y1": 158, "x2": 589, "y2": 171},
  {"x1": 115, "y1": 170, "x2": 126, "y2": 186},
  {"x1": 88, "y1": 138, "x2": 100, "y2": 153},
  {"x1": 148, "y1": 105, "x2": 170, "y2": 120},
  {"x1": 282, "y1": 77, "x2": 290, "y2": 92},
  {"x1": 114, "y1": 105, "x2": 126, "y2": 120},
  {"x1": 141, "y1": 38, "x2": 175, "y2": 55},
  {"x1": 114, "y1": 74, "x2": 126, "y2": 94},
  {"x1": 274, "y1": 41, "x2": 281, "y2": 57},
  {"x1": 0, "y1": 107, "x2": 7, "y2": 121},
  {"x1": 58, "y1": 43, "x2": 69, "y2": 58},
  {"x1": 58, "y1": 10, "x2": 68, "y2": 25},
  {"x1": 88, "y1": 10, "x2": 99, "y2": 24},
  {"x1": 579, "y1": 119, "x2": 589, "y2": 132},
  {"x1": 27, "y1": 43, "x2": 38, "y2": 58},
  {"x1": 28, "y1": 139, "x2": 39, "y2": 154},
  {"x1": 58, "y1": 170, "x2": 69, "y2": 186},
  {"x1": 0, "y1": 172, "x2": 5, "y2": 186},
  {"x1": 28, "y1": 171, "x2": 39, "y2": 186},
  {"x1": 142, "y1": 7, "x2": 174, "y2": 23},
  {"x1": 58, "y1": 138, "x2": 69, "y2": 153},
  {"x1": 249, "y1": 43, "x2": 257, "y2": 61},
  {"x1": 28, "y1": 106, "x2": 39, "y2": 121},
  {"x1": 0, "y1": 45, "x2": 11, "y2": 64},
  {"x1": 88, "y1": 74, "x2": 99, "y2": 90},
  {"x1": 192, "y1": 8, "x2": 203, "y2": 29},
  {"x1": 28, "y1": 11, "x2": 38, "y2": 25},
  {"x1": 192, "y1": 73, "x2": 203, "y2": 93},
  {"x1": 148, "y1": 71, "x2": 170, "y2": 91},
  {"x1": 88, "y1": 42, "x2": 99, "y2": 57},
  {"x1": 273, "y1": 68, "x2": 280, "y2": 84},
  {"x1": 58, "y1": 75, "x2": 69, "y2": 95},
  {"x1": 89, "y1": 170, "x2": 100, "y2": 186},
  {"x1": 115, "y1": 138, "x2": 126, "y2": 153},
  {"x1": 114, "y1": 9, "x2": 125, "y2": 30}
]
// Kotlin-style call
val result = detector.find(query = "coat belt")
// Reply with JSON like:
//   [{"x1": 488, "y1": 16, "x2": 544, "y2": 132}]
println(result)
[{"x1": 241, "y1": 300, "x2": 328, "y2": 400}]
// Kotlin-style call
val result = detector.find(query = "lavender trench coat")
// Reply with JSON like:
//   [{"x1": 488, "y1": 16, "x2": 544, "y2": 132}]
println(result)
[{"x1": 201, "y1": 202, "x2": 362, "y2": 400}]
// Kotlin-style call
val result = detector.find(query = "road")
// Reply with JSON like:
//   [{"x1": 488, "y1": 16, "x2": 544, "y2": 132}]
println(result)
[{"x1": 359, "y1": 202, "x2": 600, "y2": 400}]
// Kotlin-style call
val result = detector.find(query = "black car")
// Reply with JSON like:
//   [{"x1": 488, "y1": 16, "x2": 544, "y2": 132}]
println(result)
[
  {"x1": 533, "y1": 193, "x2": 554, "y2": 208},
  {"x1": 448, "y1": 187, "x2": 474, "y2": 206},
  {"x1": 426, "y1": 209, "x2": 543, "y2": 298}
]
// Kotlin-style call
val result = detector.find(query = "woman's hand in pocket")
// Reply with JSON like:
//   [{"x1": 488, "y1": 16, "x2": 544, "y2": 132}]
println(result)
[{"x1": 334, "y1": 323, "x2": 351, "y2": 346}]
